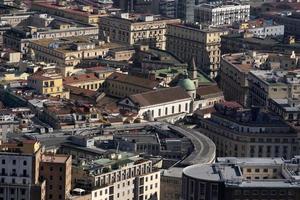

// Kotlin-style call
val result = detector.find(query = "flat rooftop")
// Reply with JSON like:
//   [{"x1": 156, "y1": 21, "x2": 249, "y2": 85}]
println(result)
[{"x1": 42, "y1": 154, "x2": 69, "y2": 163}]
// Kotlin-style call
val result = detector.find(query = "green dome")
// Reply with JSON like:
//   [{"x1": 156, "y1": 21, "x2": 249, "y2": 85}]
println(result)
[{"x1": 178, "y1": 78, "x2": 196, "y2": 91}]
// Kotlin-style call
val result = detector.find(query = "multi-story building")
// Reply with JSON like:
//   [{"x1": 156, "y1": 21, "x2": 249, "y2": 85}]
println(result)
[
  {"x1": 28, "y1": 36, "x2": 120, "y2": 69},
  {"x1": 3, "y1": 14, "x2": 99, "y2": 55},
  {"x1": 28, "y1": 68, "x2": 70, "y2": 99},
  {"x1": 160, "y1": 167, "x2": 182, "y2": 200},
  {"x1": 63, "y1": 70, "x2": 114, "y2": 91},
  {"x1": 194, "y1": 3, "x2": 250, "y2": 26},
  {"x1": 73, "y1": 152, "x2": 160, "y2": 200},
  {"x1": 235, "y1": 19, "x2": 285, "y2": 38},
  {"x1": 31, "y1": 2, "x2": 104, "y2": 26},
  {"x1": 182, "y1": 157, "x2": 300, "y2": 200},
  {"x1": 248, "y1": 70, "x2": 300, "y2": 107},
  {"x1": 159, "y1": 0, "x2": 176, "y2": 18},
  {"x1": 0, "y1": 139, "x2": 46, "y2": 200},
  {"x1": 99, "y1": 13, "x2": 180, "y2": 50},
  {"x1": 268, "y1": 98, "x2": 300, "y2": 123},
  {"x1": 198, "y1": 102, "x2": 299, "y2": 158},
  {"x1": 166, "y1": 23, "x2": 228, "y2": 78},
  {"x1": 177, "y1": 0, "x2": 201, "y2": 22},
  {"x1": 40, "y1": 154, "x2": 72, "y2": 200},
  {"x1": 266, "y1": 12, "x2": 300, "y2": 39},
  {"x1": 221, "y1": 33, "x2": 300, "y2": 54},
  {"x1": 220, "y1": 51, "x2": 299, "y2": 106},
  {"x1": 103, "y1": 72, "x2": 161, "y2": 98}
]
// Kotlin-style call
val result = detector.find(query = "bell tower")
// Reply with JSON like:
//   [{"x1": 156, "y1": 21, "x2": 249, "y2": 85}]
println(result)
[{"x1": 188, "y1": 57, "x2": 198, "y2": 88}]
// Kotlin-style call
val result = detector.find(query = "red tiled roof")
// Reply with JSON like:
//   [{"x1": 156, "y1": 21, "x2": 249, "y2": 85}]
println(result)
[
  {"x1": 63, "y1": 73, "x2": 100, "y2": 84},
  {"x1": 196, "y1": 85, "x2": 223, "y2": 97}
]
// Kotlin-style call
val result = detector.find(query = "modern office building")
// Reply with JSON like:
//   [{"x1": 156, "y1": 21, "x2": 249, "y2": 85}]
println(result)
[
  {"x1": 194, "y1": 3, "x2": 250, "y2": 26},
  {"x1": 99, "y1": 13, "x2": 180, "y2": 50},
  {"x1": 166, "y1": 23, "x2": 228, "y2": 78},
  {"x1": 182, "y1": 157, "x2": 300, "y2": 200},
  {"x1": 198, "y1": 102, "x2": 299, "y2": 159}
]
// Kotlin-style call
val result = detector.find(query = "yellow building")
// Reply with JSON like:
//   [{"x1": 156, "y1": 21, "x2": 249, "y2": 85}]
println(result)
[
  {"x1": 99, "y1": 13, "x2": 180, "y2": 50},
  {"x1": 28, "y1": 69, "x2": 70, "y2": 99},
  {"x1": 29, "y1": 37, "x2": 121, "y2": 68}
]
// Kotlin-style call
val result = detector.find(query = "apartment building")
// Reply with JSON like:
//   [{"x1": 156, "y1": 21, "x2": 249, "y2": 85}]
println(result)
[
  {"x1": 3, "y1": 14, "x2": 99, "y2": 54},
  {"x1": 182, "y1": 157, "x2": 300, "y2": 200},
  {"x1": 99, "y1": 13, "x2": 180, "y2": 50},
  {"x1": 40, "y1": 154, "x2": 72, "y2": 200},
  {"x1": 0, "y1": 139, "x2": 46, "y2": 200},
  {"x1": 248, "y1": 70, "x2": 300, "y2": 107},
  {"x1": 73, "y1": 153, "x2": 160, "y2": 200},
  {"x1": 28, "y1": 69, "x2": 69, "y2": 99},
  {"x1": 166, "y1": 23, "x2": 228, "y2": 78},
  {"x1": 29, "y1": 36, "x2": 120, "y2": 69},
  {"x1": 220, "y1": 51, "x2": 299, "y2": 106},
  {"x1": 194, "y1": 3, "x2": 250, "y2": 26},
  {"x1": 31, "y1": 2, "x2": 103, "y2": 26},
  {"x1": 235, "y1": 19, "x2": 285, "y2": 38},
  {"x1": 198, "y1": 102, "x2": 299, "y2": 159}
]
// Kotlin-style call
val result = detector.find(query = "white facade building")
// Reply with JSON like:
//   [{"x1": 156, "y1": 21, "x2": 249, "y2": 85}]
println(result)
[
  {"x1": 194, "y1": 3, "x2": 250, "y2": 26},
  {"x1": 118, "y1": 87, "x2": 193, "y2": 121},
  {"x1": 247, "y1": 24, "x2": 285, "y2": 37}
]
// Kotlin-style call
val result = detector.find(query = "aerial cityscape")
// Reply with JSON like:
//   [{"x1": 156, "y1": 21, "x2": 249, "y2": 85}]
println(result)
[{"x1": 0, "y1": 0, "x2": 300, "y2": 199}]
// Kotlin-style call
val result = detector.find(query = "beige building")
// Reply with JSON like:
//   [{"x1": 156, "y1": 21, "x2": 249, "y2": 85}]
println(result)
[
  {"x1": 40, "y1": 154, "x2": 72, "y2": 200},
  {"x1": 63, "y1": 70, "x2": 113, "y2": 91},
  {"x1": 104, "y1": 72, "x2": 161, "y2": 98},
  {"x1": 29, "y1": 37, "x2": 121, "y2": 69},
  {"x1": 99, "y1": 13, "x2": 180, "y2": 50},
  {"x1": 248, "y1": 70, "x2": 300, "y2": 107},
  {"x1": 166, "y1": 23, "x2": 228, "y2": 78},
  {"x1": 221, "y1": 51, "x2": 300, "y2": 106},
  {"x1": 73, "y1": 153, "x2": 160, "y2": 200},
  {"x1": 31, "y1": 2, "x2": 104, "y2": 26}
]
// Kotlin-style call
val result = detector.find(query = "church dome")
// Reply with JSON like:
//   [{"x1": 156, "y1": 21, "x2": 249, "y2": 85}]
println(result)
[{"x1": 178, "y1": 78, "x2": 196, "y2": 91}]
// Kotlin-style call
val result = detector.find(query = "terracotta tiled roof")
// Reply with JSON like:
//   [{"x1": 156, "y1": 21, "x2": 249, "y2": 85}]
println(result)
[
  {"x1": 107, "y1": 72, "x2": 160, "y2": 90},
  {"x1": 196, "y1": 85, "x2": 223, "y2": 97},
  {"x1": 129, "y1": 87, "x2": 191, "y2": 107},
  {"x1": 63, "y1": 73, "x2": 100, "y2": 84},
  {"x1": 64, "y1": 85, "x2": 98, "y2": 97}
]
